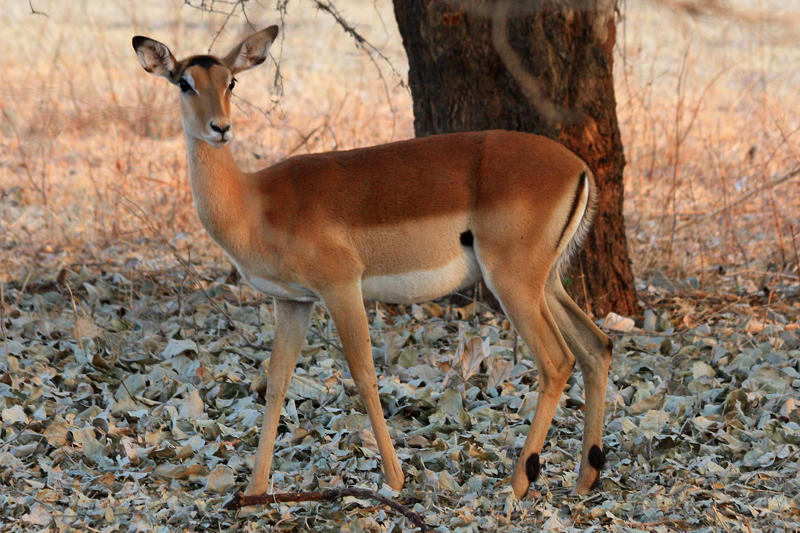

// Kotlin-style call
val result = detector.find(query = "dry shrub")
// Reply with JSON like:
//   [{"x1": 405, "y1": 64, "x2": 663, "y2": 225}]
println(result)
[
  {"x1": 618, "y1": 0, "x2": 800, "y2": 284},
  {"x1": 0, "y1": 0, "x2": 797, "y2": 292}
]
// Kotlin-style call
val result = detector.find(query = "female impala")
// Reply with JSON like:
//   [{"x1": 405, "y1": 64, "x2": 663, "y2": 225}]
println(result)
[{"x1": 132, "y1": 26, "x2": 612, "y2": 501}]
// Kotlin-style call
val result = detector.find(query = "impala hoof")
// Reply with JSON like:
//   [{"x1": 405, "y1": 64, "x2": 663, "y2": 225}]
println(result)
[
  {"x1": 243, "y1": 482, "x2": 267, "y2": 498},
  {"x1": 384, "y1": 458, "x2": 405, "y2": 491},
  {"x1": 574, "y1": 472, "x2": 600, "y2": 495},
  {"x1": 511, "y1": 453, "x2": 539, "y2": 498}
]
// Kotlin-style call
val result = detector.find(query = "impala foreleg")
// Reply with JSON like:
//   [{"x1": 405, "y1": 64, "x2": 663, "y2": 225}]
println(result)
[
  {"x1": 322, "y1": 283, "x2": 404, "y2": 491},
  {"x1": 244, "y1": 299, "x2": 313, "y2": 497},
  {"x1": 546, "y1": 273, "x2": 612, "y2": 494}
]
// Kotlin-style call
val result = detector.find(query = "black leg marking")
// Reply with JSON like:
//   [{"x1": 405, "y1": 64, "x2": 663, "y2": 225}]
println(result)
[
  {"x1": 588, "y1": 445, "x2": 606, "y2": 470},
  {"x1": 525, "y1": 453, "x2": 541, "y2": 483},
  {"x1": 459, "y1": 230, "x2": 474, "y2": 247},
  {"x1": 604, "y1": 336, "x2": 614, "y2": 353}
]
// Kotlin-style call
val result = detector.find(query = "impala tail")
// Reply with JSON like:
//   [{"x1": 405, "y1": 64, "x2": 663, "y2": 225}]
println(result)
[{"x1": 555, "y1": 168, "x2": 597, "y2": 276}]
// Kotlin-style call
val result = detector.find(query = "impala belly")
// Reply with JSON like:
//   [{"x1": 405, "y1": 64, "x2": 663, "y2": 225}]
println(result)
[
  {"x1": 361, "y1": 247, "x2": 481, "y2": 303},
  {"x1": 225, "y1": 210, "x2": 482, "y2": 304},
  {"x1": 357, "y1": 214, "x2": 481, "y2": 304}
]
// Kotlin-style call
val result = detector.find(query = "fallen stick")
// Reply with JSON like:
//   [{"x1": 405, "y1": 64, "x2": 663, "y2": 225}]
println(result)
[{"x1": 224, "y1": 487, "x2": 432, "y2": 531}]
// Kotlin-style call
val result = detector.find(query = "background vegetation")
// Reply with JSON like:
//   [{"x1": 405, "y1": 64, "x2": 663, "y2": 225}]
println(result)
[{"x1": 1, "y1": 0, "x2": 798, "y2": 530}]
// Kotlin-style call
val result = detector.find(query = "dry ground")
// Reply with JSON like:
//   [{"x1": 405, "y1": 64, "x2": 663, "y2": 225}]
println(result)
[{"x1": 0, "y1": 1, "x2": 798, "y2": 531}]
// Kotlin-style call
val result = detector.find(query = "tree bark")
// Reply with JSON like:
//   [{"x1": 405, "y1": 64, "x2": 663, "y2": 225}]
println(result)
[{"x1": 392, "y1": 0, "x2": 636, "y2": 316}]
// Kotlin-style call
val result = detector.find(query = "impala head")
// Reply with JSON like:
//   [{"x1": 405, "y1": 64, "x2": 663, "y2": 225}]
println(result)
[{"x1": 132, "y1": 26, "x2": 278, "y2": 148}]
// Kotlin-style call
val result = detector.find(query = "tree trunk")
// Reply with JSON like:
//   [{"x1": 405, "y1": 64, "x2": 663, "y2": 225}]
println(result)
[{"x1": 392, "y1": 0, "x2": 636, "y2": 317}]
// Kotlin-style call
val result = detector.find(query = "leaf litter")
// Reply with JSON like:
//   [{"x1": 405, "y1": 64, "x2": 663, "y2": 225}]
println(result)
[{"x1": 0, "y1": 258, "x2": 798, "y2": 531}]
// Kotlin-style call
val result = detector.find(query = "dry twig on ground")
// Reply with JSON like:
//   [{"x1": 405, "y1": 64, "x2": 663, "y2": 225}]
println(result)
[{"x1": 225, "y1": 487, "x2": 432, "y2": 531}]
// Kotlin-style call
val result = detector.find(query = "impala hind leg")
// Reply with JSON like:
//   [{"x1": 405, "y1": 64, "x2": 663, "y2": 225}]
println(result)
[
  {"x1": 244, "y1": 299, "x2": 313, "y2": 497},
  {"x1": 322, "y1": 283, "x2": 404, "y2": 490},
  {"x1": 545, "y1": 273, "x2": 612, "y2": 493},
  {"x1": 481, "y1": 270, "x2": 576, "y2": 498}
]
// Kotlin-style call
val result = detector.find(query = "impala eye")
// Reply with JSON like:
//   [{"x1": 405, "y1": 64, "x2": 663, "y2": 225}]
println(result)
[
  {"x1": 178, "y1": 79, "x2": 193, "y2": 93},
  {"x1": 228, "y1": 78, "x2": 236, "y2": 91}
]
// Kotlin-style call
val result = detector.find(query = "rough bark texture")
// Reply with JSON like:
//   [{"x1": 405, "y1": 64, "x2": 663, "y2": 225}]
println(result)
[{"x1": 392, "y1": 0, "x2": 636, "y2": 316}]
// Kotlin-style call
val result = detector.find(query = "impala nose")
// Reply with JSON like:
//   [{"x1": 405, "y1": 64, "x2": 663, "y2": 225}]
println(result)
[{"x1": 210, "y1": 121, "x2": 231, "y2": 136}]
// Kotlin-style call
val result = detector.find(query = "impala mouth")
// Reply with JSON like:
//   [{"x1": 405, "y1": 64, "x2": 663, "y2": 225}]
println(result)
[{"x1": 205, "y1": 132, "x2": 233, "y2": 147}]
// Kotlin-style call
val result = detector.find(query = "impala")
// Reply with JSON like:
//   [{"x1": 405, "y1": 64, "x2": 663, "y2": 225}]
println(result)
[{"x1": 132, "y1": 26, "x2": 612, "y2": 501}]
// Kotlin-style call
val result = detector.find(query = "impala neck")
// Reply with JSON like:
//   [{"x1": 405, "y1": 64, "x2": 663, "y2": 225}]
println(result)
[{"x1": 184, "y1": 134, "x2": 246, "y2": 243}]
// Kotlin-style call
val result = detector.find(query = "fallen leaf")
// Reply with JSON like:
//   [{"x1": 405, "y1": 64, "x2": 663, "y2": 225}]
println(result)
[
  {"x1": 21, "y1": 503, "x2": 52, "y2": 527},
  {"x1": 179, "y1": 387, "x2": 206, "y2": 419},
  {"x1": 2, "y1": 405, "x2": 28, "y2": 425},
  {"x1": 162, "y1": 339, "x2": 199, "y2": 358},
  {"x1": 603, "y1": 312, "x2": 635, "y2": 332},
  {"x1": 206, "y1": 464, "x2": 235, "y2": 493}
]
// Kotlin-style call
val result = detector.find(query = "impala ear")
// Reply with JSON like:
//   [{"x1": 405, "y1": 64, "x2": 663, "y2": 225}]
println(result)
[
  {"x1": 132, "y1": 36, "x2": 177, "y2": 79},
  {"x1": 223, "y1": 26, "x2": 278, "y2": 74}
]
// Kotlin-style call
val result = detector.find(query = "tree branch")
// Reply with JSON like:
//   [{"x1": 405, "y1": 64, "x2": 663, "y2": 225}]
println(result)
[
  {"x1": 224, "y1": 487, "x2": 432, "y2": 531},
  {"x1": 309, "y1": 0, "x2": 406, "y2": 135}
]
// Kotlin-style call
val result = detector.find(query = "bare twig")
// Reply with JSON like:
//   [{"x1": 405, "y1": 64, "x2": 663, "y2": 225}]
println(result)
[
  {"x1": 185, "y1": 0, "x2": 403, "y2": 129},
  {"x1": 284, "y1": 124, "x2": 323, "y2": 157},
  {"x1": 113, "y1": 192, "x2": 240, "y2": 330},
  {"x1": 666, "y1": 43, "x2": 691, "y2": 262},
  {"x1": 28, "y1": 0, "x2": 48, "y2": 17},
  {"x1": 64, "y1": 282, "x2": 85, "y2": 354},
  {"x1": 308, "y1": 0, "x2": 405, "y2": 88},
  {"x1": 183, "y1": 0, "x2": 238, "y2": 17},
  {"x1": 0, "y1": 283, "x2": 8, "y2": 359},
  {"x1": 208, "y1": 0, "x2": 240, "y2": 52},
  {"x1": 309, "y1": 0, "x2": 404, "y2": 136},
  {"x1": 224, "y1": 487, "x2": 432, "y2": 531},
  {"x1": 675, "y1": 166, "x2": 800, "y2": 233},
  {"x1": 0, "y1": 422, "x2": 33, "y2": 452}
]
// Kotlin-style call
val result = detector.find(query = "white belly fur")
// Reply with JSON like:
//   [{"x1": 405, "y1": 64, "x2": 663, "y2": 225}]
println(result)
[
  {"x1": 232, "y1": 243, "x2": 481, "y2": 304},
  {"x1": 361, "y1": 248, "x2": 482, "y2": 304},
  {"x1": 246, "y1": 275, "x2": 319, "y2": 302}
]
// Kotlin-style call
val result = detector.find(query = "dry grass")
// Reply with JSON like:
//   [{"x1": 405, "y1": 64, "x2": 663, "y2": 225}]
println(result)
[
  {"x1": 2, "y1": 2, "x2": 797, "y2": 293},
  {"x1": 1, "y1": 1, "x2": 798, "y2": 291},
  {"x1": 619, "y1": 1, "x2": 800, "y2": 286}
]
